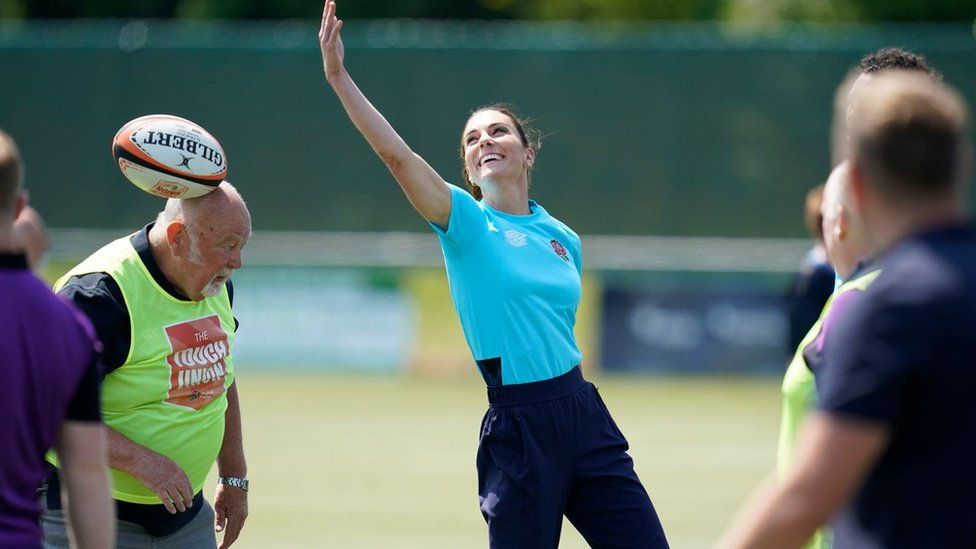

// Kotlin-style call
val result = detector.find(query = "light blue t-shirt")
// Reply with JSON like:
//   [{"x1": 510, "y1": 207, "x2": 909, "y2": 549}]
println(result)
[{"x1": 431, "y1": 184, "x2": 583, "y2": 385}]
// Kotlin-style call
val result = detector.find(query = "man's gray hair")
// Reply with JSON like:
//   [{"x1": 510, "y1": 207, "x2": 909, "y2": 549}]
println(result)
[{"x1": 156, "y1": 197, "x2": 185, "y2": 225}]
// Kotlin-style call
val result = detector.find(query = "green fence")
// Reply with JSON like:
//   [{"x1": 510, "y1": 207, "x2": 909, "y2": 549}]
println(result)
[{"x1": 2, "y1": 20, "x2": 974, "y2": 236}]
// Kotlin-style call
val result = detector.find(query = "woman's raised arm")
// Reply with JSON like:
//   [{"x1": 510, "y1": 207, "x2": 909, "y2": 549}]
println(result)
[{"x1": 319, "y1": 1, "x2": 451, "y2": 227}]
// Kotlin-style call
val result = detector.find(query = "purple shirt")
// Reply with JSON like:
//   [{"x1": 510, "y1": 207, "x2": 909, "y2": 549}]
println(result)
[{"x1": 0, "y1": 252, "x2": 100, "y2": 548}]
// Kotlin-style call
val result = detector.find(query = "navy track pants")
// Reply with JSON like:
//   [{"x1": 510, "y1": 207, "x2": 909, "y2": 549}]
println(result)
[{"x1": 477, "y1": 366, "x2": 669, "y2": 548}]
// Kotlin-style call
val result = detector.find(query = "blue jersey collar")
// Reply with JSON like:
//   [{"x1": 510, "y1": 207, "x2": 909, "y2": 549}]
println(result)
[{"x1": 482, "y1": 199, "x2": 546, "y2": 225}]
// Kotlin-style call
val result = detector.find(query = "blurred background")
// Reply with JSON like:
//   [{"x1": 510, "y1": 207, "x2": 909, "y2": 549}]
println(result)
[{"x1": 3, "y1": 0, "x2": 975, "y2": 547}]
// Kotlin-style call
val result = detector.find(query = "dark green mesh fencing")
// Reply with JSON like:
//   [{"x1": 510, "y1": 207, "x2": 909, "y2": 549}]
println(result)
[{"x1": 2, "y1": 20, "x2": 974, "y2": 236}]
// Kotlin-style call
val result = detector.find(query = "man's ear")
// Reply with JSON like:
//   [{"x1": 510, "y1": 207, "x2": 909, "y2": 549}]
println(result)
[
  {"x1": 166, "y1": 221, "x2": 187, "y2": 257},
  {"x1": 836, "y1": 205, "x2": 849, "y2": 242}
]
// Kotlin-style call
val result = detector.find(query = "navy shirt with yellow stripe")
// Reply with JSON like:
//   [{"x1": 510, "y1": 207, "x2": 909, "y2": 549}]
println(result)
[{"x1": 819, "y1": 224, "x2": 976, "y2": 548}]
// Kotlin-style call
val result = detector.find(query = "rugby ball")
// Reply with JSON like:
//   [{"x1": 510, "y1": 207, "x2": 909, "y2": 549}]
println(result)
[{"x1": 112, "y1": 114, "x2": 227, "y2": 199}]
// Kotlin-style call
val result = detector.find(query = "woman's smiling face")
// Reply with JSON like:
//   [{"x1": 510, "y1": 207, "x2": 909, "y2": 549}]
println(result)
[{"x1": 462, "y1": 109, "x2": 533, "y2": 186}]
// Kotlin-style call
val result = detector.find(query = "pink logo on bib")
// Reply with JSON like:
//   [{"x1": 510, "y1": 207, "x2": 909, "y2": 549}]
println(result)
[{"x1": 163, "y1": 315, "x2": 228, "y2": 410}]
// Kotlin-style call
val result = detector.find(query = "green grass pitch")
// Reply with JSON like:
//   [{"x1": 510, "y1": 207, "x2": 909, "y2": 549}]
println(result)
[{"x1": 204, "y1": 373, "x2": 781, "y2": 548}]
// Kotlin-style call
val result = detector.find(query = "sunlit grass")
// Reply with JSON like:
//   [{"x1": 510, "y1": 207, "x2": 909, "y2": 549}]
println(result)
[{"x1": 204, "y1": 373, "x2": 781, "y2": 548}]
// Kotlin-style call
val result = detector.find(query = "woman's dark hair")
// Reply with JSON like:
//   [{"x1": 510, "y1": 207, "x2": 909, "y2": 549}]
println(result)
[
  {"x1": 460, "y1": 103, "x2": 542, "y2": 201},
  {"x1": 803, "y1": 183, "x2": 826, "y2": 243}
]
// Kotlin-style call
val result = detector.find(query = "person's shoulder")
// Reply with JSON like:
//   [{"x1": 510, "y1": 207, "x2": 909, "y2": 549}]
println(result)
[
  {"x1": 60, "y1": 271, "x2": 115, "y2": 290},
  {"x1": 445, "y1": 183, "x2": 489, "y2": 221},
  {"x1": 76, "y1": 232, "x2": 138, "y2": 265},
  {"x1": 57, "y1": 272, "x2": 128, "y2": 326},
  {"x1": 549, "y1": 215, "x2": 577, "y2": 237},
  {"x1": 840, "y1": 251, "x2": 965, "y2": 343},
  {"x1": 535, "y1": 203, "x2": 579, "y2": 241},
  {"x1": 875, "y1": 231, "x2": 976, "y2": 305},
  {"x1": 59, "y1": 272, "x2": 123, "y2": 302},
  {"x1": 56, "y1": 294, "x2": 99, "y2": 337},
  {"x1": 447, "y1": 183, "x2": 482, "y2": 206},
  {"x1": 47, "y1": 293, "x2": 101, "y2": 355}
]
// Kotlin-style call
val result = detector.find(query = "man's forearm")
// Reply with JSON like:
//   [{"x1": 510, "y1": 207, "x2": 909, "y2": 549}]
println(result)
[
  {"x1": 715, "y1": 476, "x2": 827, "y2": 549},
  {"x1": 105, "y1": 423, "x2": 195, "y2": 514},
  {"x1": 58, "y1": 422, "x2": 115, "y2": 549},
  {"x1": 717, "y1": 413, "x2": 890, "y2": 549},
  {"x1": 61, "y1": 468, "x2": 115, "y2": 549},
  {"x1": 218, "y1": 381, "x2": 246, "y2": 477},
  {"x1": 106, "y1": 424, "x2": 156, "y2": 475}
]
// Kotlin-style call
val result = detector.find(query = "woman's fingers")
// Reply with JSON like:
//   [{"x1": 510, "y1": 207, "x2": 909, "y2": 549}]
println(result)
[{"x1": 319, "y1": 1, "x2": 335, "y2": 43}]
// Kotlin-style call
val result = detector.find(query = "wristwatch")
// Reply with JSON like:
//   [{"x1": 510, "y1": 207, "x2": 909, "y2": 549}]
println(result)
[{"x1": 217, "y1": 476, "x2": 249, "y2": 492}]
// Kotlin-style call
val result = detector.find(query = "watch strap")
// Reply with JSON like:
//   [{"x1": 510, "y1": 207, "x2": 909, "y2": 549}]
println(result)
[{"x1": 217, "y1": 476, "x2": 249, "y2": 492}]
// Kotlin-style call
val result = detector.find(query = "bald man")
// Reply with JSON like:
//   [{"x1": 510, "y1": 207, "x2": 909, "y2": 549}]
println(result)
[
  {"x1": 775, "y1": 162, "x2": 880, "y2": 549},
  {"x1": 43, "y1": 182, "x2": 252, "y2": 549}
]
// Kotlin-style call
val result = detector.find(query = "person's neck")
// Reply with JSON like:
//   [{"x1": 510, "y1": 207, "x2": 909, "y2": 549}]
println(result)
[
  {"x1": 0, "y1": 227, "x2": 18, "y2": 253},
  {"x1": 871, "y1": 198, "x2": 968, "y2": 255},
  {"x1": 834, "y1": 259, "x2": 855, "y2": 282},
  {"x1": 835, "y1": 251, "x2": 870, "y2": 281},
  {"x1": 481, "y1": 177, "x2": 530, "y2": 215}
]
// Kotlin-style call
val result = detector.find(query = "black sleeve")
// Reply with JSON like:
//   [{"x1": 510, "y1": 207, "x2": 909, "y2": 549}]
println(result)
[
  {"x1": 58, "y1": 273, "x2": 131, "y2": 374},
  {"x1": 64, "y1": 351, "x2": 102, "y2": 422},
  {"x1": 227, "y1": 278, "x2": 239, "y2": 332}
]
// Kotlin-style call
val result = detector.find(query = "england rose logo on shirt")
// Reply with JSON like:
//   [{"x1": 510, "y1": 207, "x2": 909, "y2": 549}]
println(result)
[
  {"x1": 550, "y1": 239, "x2": 569, "y2": 261},
  {"x1": 163, "y1": 315, "x2": 228, "y2": 410}
]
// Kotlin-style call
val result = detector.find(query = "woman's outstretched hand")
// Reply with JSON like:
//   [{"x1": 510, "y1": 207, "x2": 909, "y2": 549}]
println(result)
[{"x1": 319, "y1": 1, "x2": 345, "y2": 82}]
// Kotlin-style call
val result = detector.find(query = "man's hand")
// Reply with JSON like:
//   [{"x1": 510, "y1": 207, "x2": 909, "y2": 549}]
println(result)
[
  {"x1": 214, "y1": 482, "x2": 248, "y2": 549},
  {"x1": 130, "y1": 450, "x2": 194, "y2": 514}
]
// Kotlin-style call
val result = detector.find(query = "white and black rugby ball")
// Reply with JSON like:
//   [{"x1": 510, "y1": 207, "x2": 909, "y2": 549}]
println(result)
[{"x1": 112, "y1": 114, "x2": 227, "y2": 199}]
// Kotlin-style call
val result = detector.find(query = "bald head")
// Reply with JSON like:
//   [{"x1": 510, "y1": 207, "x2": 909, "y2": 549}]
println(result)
[
  {"x1": 158, "y1": 181, "x2": 250, "y2": 230},
  {"x1": 151, "y1": 181, "x2": 251, "y2": 301},
  {"x1": 0, "y1": 130, "x2": 23, "y2": 222}
]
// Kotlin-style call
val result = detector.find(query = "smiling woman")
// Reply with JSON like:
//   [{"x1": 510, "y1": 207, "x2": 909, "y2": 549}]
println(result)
[
  {"x1": 318, "y1": 1, "x2": 669, "y2": 546},
  {"x1": 459, "y1": 103, "x2": 542, "y2": 203}
]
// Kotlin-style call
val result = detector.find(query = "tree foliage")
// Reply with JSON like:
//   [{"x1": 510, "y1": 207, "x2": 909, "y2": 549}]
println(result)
[
  {"x1": 6, "y1": 0, "x2": 976, "y2": 21},
  {"x1": 723, "y1": 0, "x2": 976, "y2": 23}
]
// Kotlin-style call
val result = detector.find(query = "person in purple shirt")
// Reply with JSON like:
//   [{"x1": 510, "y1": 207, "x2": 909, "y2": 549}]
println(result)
[
  {"x1": 719, "y1": 71, "x2": 976, "y2": 548},
  {"x1": 0, "y1": 129, "x2": 114, "y2": 549}
]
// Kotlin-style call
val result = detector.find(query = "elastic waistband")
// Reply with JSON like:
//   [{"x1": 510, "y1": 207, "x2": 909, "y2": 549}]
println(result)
[{"x1": 487, "y1": 366, "x2": 586, "y2": 406}]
